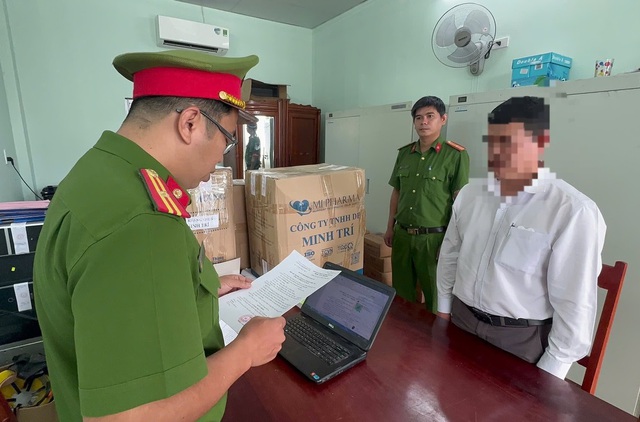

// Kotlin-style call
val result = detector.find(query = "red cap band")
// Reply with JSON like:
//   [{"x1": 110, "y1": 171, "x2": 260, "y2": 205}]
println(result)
[{"x1": 132, "y1": 67, "x2": 242, "y2": 101}]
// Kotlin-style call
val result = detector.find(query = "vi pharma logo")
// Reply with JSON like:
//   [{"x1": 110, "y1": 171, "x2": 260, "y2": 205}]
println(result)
[{"x1": 289, "y1": 199, "x2": 311, "y2": 216}]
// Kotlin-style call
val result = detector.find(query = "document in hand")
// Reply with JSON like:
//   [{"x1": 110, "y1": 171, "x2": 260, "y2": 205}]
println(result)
[{"x1": 218, "y1": 250, "x2": 341, "y2": 341}]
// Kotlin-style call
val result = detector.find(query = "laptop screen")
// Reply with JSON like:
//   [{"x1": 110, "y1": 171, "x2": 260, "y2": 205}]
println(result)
[{"x1": 302, "y1": 267, "x2": 394, "y2": 350}]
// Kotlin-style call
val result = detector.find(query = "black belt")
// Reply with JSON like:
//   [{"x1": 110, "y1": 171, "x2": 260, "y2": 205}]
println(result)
[
  {"x1": 466, "y1": 304, "x2": 552, "y2": 328},
  {"x1": 399, "y1": 224, "x2": 446, "y2": 235}
]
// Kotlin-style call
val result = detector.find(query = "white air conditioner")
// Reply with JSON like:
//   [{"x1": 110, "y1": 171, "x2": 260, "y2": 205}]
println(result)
[{"x1": 157, "y1": 15, "x2": 229, "y2": 55}]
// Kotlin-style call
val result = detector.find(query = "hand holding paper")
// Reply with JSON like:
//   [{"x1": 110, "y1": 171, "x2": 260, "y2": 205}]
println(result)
[
  {"x1": 218, "y1": 274, "x2": 252, "y2": 297},
  {"x1": 232, "y1": 316, "x2": 287, "y2": 367},
  {"x1": 218, "y1": 251, "x2": 340, "y2": 336}
]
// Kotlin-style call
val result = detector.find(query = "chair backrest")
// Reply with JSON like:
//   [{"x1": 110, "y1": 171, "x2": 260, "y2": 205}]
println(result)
[{"x1": 576, "y1": 261, "x2": 628, "y2": 394}]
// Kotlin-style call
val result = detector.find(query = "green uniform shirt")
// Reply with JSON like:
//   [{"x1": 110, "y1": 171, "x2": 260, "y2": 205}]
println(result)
[
  {"x1": 33, "y1": 131, "x2": 225, "y2": 421},
  {"x1": 388, "y1": 137, "x2": 470, "y2": 227}
]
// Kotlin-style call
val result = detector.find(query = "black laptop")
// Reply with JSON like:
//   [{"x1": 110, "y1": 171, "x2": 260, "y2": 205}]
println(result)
[{"x1": 278, "y1": 262, "x2": 395, "y2": 384}]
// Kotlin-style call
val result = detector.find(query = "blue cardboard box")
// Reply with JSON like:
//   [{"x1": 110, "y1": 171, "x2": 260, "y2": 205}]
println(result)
[{"x1": 511, "y1": 52, "x2": 572, "y2": 87}]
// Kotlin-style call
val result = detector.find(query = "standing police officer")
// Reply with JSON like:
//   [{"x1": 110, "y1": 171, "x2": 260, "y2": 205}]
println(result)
[
  {"x1": 33, "y1": 50, "x2": 285, "y2": 422},
  {"x1": 244, "y1": 123, "x2": 261, "y2": 170},
  {"x1": 384, "y1": 96, "x2": 469, "y2": 312}
]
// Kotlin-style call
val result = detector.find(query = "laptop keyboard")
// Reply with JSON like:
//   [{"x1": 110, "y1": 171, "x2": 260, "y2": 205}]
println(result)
[{"x1": 285, "y1": 317, "x2": 351, "y2": 366}]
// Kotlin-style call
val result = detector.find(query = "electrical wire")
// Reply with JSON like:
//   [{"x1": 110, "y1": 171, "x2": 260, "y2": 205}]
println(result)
[{"x1": 8, "y1": 159, "x2": 43, "y2": 200}]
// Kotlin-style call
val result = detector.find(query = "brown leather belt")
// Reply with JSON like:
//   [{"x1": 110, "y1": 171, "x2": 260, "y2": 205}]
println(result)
[
  {"x1": 466, "y1": 304, "x2": 553, "y2": 327},
  {"x1": 399, "y1": 225, "x2": 446, "y2": 235}
]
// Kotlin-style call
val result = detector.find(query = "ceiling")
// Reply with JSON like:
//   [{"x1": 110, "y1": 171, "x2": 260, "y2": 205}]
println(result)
[{"x1": 177, "y1": 0, "x2": 368, "y2": 29}]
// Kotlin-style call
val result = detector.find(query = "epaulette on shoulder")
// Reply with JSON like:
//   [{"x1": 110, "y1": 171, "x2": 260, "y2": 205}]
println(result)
[
  {"x1": 446, "y1": 140, "x2": 466, "y2": 152},
  {"x1": 398, "y1": 142, "x2": 415, "y2": 151},
  {"x1": 139, "y1": 169, "x2": 191, "y2": 218}
]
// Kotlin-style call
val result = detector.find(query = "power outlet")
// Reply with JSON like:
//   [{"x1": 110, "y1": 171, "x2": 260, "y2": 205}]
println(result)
[{"x1": 493, "y1": 36, "x2": 510, "y2": 50}]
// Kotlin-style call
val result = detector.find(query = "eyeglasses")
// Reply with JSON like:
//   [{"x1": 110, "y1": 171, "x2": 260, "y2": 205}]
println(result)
[{"x1": 176, "y1": 108, "x2": 238, "y2": 155}]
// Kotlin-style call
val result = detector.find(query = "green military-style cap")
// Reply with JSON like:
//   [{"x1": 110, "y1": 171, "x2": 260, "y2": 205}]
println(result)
[{"x1": 113, "y1": 49, "x2": 259, "y2": 122}]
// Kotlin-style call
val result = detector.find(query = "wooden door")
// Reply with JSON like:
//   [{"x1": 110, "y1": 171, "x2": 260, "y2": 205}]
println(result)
[{"x1": 285, "y1": 103, "x2": 320, "y2": 167}]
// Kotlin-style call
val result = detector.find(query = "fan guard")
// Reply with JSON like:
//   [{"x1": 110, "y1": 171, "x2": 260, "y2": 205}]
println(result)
[{"x1": 432, "y1": 3, "x2": 496, "y2": 75}]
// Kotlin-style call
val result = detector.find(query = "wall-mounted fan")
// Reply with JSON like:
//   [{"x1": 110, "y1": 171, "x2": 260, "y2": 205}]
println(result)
[{"x1": 432, "y1": 3, "x2": 496, "y2": 76}]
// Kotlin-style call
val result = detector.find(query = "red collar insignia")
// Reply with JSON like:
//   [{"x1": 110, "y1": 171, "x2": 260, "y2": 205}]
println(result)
[
  {"x1": 166, "y1": 176, "x2": 190, "y2": 209},
  {"x1": 139, "y1": 169, "x2": 191, "y2": 218}
]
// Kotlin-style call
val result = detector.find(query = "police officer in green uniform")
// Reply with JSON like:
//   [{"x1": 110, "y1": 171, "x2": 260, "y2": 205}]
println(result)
[
  {"x1": 384, "y1": 96, "x2": 469, "y2": 313},
  {"x1": 33, "y1": 50, "x2": 285, "y2": 422},
  {"x1": 244, "y1": 123, "x2": 261, "y2": 170}
]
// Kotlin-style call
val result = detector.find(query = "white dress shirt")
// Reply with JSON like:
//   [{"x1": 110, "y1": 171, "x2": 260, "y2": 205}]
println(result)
[{"x1": 437, "y1": 169, "x2": 606, "y2": 379}]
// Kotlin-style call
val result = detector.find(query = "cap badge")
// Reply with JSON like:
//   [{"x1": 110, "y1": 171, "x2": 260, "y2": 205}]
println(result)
[{"x1": 219, "y1": 90, "x2": 246, "y2": 109}]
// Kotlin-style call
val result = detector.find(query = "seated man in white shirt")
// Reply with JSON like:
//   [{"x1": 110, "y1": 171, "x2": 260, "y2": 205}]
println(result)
[{"x1": 436, "y1": 96, "x2": 606, "y2": 379}]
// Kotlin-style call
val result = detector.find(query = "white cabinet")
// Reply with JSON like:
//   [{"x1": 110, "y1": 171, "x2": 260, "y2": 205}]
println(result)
[
  {"x1": 324, "y1": 112, "x2": 360, "y2": 167},
  {"x1": 324, "y1": 102, "x2": 414, "y2": 233}
]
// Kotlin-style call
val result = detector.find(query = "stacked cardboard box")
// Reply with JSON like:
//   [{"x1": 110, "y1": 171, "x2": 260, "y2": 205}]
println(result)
[
  {"x1": 232, "y1": 179, "x2": 250, "y2": 269},
  {"x1": 245, "y1": 164, "x2": 366, "y2": 275},
  {"x1": 362, "y1": 232, "x2": 425, "y2": 303},
  {"x1": 186, "y1": 168, "x2": 236, "y2": 264},
  {"x1": 363, "y1": 233, "x2": 392, "y2": 286}
]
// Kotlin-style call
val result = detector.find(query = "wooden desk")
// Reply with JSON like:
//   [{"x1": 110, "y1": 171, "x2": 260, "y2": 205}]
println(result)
[{"x1": 224, "y1": 298, "x2": 634, "y2": 421}]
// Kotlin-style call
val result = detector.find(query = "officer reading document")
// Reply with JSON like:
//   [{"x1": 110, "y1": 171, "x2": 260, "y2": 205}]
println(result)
[{"x1": 33, "y1": 50, "x2": 285, "y2": 422}]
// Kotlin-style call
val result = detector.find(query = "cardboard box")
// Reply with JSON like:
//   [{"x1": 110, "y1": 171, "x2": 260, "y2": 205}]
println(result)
[
  {"x1": 233, "y1": 180, "x2": 250, "y2": 269},
  {"x1": 241, "y1": 78, "x2": 287, "y2": 101},
  {"x1": 365, "y1": 254, "x2": 392, "y2": 273},
  {"x1": 232, "y1": 180, "x2": 247, "y2": 225},
  {"x1": 363, "y1": 266, "x2": 392, "y2": 286},
  {"x1": 235, "y1": 230, "x2": 250, "y2": 270},
  {"x1": 186, "y1": 168, "x2": 236, "y2": 264},
  {"x1": 245, "y1": 164, "x2": 366, "y2": 275},
  {"x1": 16, "y1": 401, "x2": 58, "y2": 422},
  {"x1": 511, "y1": 52, "x2": 572, "y2": 87},
  {"x1": 364, "y1": 233, "x2": 392, "y2": 258}
]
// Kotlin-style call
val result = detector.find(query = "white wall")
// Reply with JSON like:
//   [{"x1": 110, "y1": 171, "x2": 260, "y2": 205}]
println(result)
[
  {"x1": 0, "y1": 59, "x2": 23, "y2": 201},
  {"x1": 313, "y1": 0, "x2": 640, "y2": 113},
  {"x1": 0, "y1": 0, "x2": 313, "y2": 196}
]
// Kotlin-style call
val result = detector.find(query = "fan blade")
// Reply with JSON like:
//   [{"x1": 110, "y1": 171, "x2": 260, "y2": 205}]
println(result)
[
  {"x1": 464, "y1": 9, "x2": 490, "y2": 34},
  {"x1": 435, "y1": 14, "x2": 458, "y2": 47},
  {"x1": 447, "y1": 43, "x2": 480, "y2": 64}
]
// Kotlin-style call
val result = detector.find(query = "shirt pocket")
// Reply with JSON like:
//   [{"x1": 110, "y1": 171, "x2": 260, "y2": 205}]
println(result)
[
  {"x1": 397, "y1": 165, "x2": 410, "y2": 177},
  {"x1": 496, "y1": 226, "x2": 551, "y2": 275},
  {"x1": 397, "y1": 165, "x2": 411, "y2": 189},
  {"x1": 423, "y1": 170, "x2": 449, "y2": 194}
]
